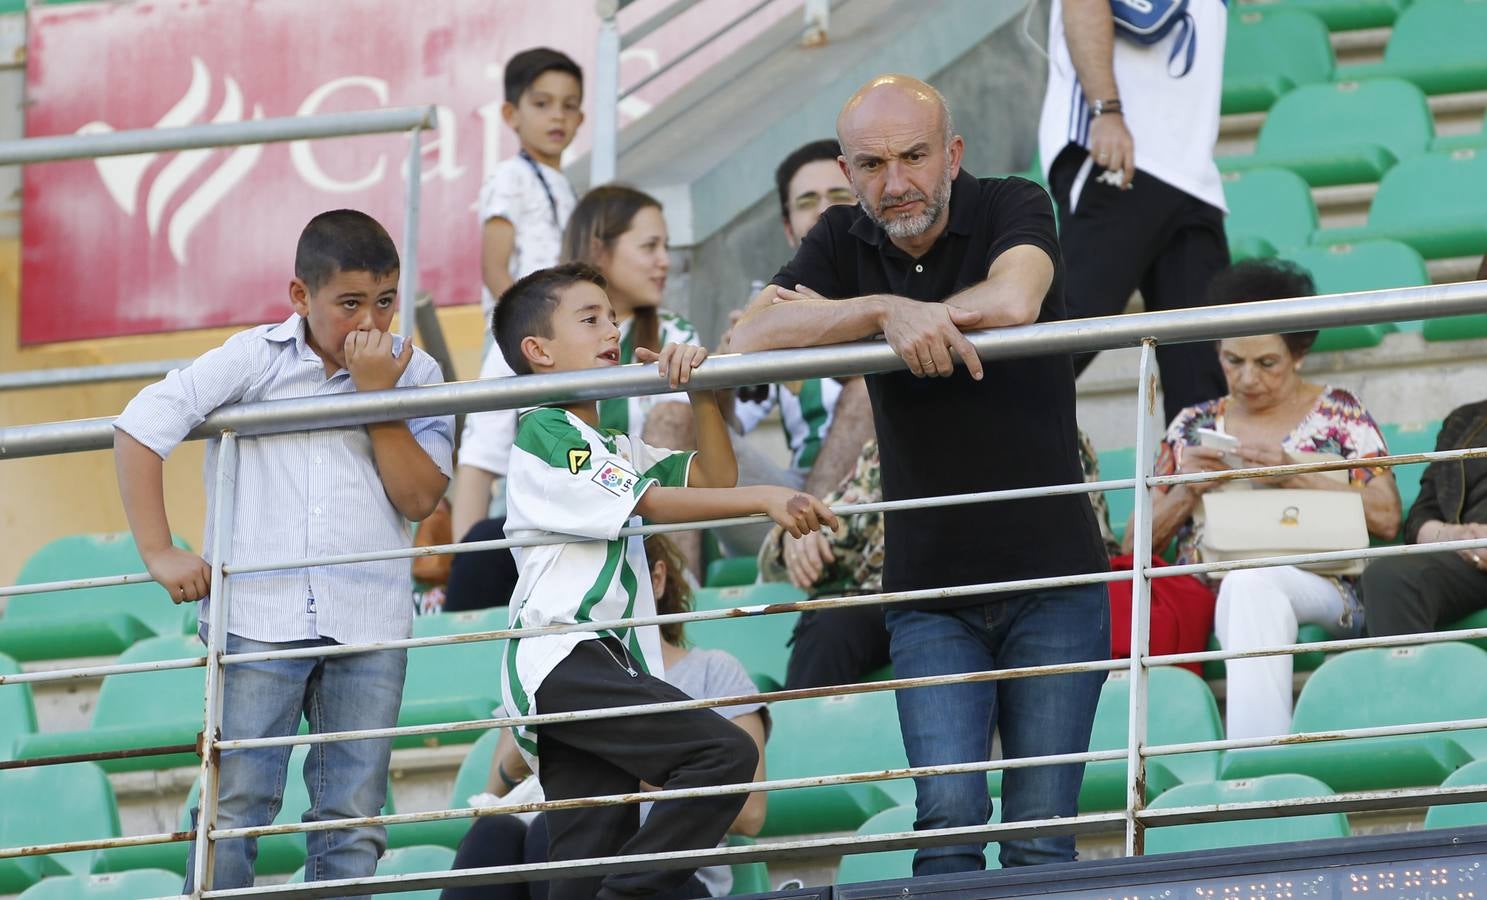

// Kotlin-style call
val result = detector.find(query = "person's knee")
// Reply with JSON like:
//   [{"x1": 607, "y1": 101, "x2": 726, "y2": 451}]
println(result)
[
  {"x1": 1216, "y1": 569, "x2": 1288, "y2": 615},
  {"x1": 913, "y1": 772, "x2": 989, "y2": 827}
]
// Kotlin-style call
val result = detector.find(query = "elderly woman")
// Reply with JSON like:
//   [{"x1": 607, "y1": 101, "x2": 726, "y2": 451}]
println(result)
[{"x1": 1125, "y1": 260, "x2": 1401, "y2": 740}]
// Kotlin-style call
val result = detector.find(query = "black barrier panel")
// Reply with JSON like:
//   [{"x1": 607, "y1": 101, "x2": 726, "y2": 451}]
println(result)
[{"x1": 829, "y1": 826, "x2": 1487, "y2": 899}]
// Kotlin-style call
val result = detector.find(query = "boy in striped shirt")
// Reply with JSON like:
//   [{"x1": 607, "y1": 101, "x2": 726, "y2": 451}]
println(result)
[{"x1": 493, "y1": 262, "x2": 835, "y2": 899}]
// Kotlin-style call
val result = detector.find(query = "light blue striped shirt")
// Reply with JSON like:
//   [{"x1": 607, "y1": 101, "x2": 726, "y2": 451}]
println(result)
[{"x1": 114, "y1": 314, "x2": 454, "y2": 645}]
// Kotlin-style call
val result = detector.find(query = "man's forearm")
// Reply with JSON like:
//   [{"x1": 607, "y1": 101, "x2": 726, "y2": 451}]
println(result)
[
  {"x1": 946, "y1": 245, "x2": 1054, "y2": 328},
  {"x1": 730, "y1": 296, "x2": 890, "y2": 353},
  {"x1": 367, "y1": 422, "x2": 450, "y2": 521},
  {"x1": 1062, "y1": 0, "x2": 1120, "y2": 102}
]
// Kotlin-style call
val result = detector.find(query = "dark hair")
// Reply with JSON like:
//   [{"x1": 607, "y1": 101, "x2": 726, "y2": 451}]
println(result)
[
  {"x1": 645, "y1": 533, "x2": 693, "y2": 646},
  {"x1": 294, "y1": 209, "x2": 399, "y2": 293},
  {"x1": 1205, "y1": 259, "x2": 1320, "y2": 358},
  {"x1": 774, "y1": 139, "x2": 843, "y2": 221},
  {"x1": 493, "y1": 262, "x2": 607, "y2": 375},
  {"x1": 504, "y1": 47, "x2": 583, "y2": 105},
  {"x1": 560, "y1": 184, "x2": 665, "y2": 354}
]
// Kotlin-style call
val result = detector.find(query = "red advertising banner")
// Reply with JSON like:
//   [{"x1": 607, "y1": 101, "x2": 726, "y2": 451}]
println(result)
[{"x1": 20, "y1": 0, "x2": 790, "y2": 345}]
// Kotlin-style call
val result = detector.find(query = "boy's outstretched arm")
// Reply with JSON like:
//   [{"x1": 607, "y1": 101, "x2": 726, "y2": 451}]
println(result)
[
  {"x1": 347, "y1": 331, "x2": 450, "y2": 521},
  {"x1": 115, "y1": 430, "x2": 212, "y2": 603},
  {"x1": 636, "y1": 484, "x2": 838, "y2": 538},
  {"x1": 636, "y1": 343, "x2": 737, "y2": 489}
]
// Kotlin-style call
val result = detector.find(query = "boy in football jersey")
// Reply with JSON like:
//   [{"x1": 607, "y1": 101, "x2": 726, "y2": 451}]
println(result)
[{"x1": 493, "y1": 262, "x2": 835, "y2": 899}]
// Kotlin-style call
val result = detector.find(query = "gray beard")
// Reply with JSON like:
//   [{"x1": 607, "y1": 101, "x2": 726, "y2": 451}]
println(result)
[{"x1": 866, "y1": 167, "x2": 954, "y2": 239}]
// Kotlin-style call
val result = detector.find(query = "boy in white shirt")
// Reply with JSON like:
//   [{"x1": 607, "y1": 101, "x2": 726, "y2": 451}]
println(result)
[
  {"x1": 453, "y1": 47, "x2": 584, "y2": 542},
  {"x1": 494, "y1": 262, "x2": 835, "y2": 899}
]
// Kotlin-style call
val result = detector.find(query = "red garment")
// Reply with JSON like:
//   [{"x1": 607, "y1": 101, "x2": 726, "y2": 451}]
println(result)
[{"x1": 1107, "y1": 554, "x2": 1216, "y2": 676}]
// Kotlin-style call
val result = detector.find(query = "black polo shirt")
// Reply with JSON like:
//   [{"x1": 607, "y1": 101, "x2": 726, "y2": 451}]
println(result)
[{"x1": 772, "y1": 170, "x2": 1108, "y2": 609}]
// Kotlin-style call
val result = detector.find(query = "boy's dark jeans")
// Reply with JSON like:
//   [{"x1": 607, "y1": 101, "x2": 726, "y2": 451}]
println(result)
[{"x1": 534, "y1": 638, "x2": 757, "y2": 900}]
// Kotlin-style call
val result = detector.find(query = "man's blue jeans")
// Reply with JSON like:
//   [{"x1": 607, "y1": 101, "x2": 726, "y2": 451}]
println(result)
[
  {"x1": 885, "y1": 584, "x2": 1109, "y2": 874},
  {"x1": 183, "y1": 633, "x2": 407, "y2": 895}
]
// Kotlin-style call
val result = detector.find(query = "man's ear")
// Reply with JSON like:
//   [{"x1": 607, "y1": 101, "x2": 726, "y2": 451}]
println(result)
[
  {"x1": 782, "y1": 219, "x2": 798, "y2": 248},
  {"x1": 520, "y1": 335, "x2": 552, "y2": 371},
  {"x1": 947, "y1": 134, "x2": 966, "y2": 179},
  {"x1": 288, "y1": 279, "x2": 311, "y2": 317},
  {"x1": 501, "y1": 101, "x2": 519, "y2": 127}
]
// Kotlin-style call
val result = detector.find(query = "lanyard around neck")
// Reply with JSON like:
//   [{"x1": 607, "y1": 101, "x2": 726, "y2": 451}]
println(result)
[{"x1": 519, "y1": 150, "x2": 561, "y2": 228}]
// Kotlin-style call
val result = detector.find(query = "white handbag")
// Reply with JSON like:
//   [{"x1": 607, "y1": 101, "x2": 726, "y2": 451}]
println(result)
[{"x1": 1199, "y1": 488, "x2": 1369, "y2": 577}]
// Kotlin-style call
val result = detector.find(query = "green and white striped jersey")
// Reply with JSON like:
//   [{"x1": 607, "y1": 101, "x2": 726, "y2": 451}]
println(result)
[
  {"x1": 597, "y1": 311, "x2": 699, "y2": 435},
  {"x1": 500, "y1": 406, "x2": 695, "y2": 758},
  {"x1": 734, "y1": 378, "x2": 843, "y2": 470}
]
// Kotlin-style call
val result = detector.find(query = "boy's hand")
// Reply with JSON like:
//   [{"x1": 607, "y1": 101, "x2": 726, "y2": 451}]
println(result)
[
  {"x1": 143, "y1": 545, "x2": 212, "y2": 604},
  {"x1": 760, "y1": 487, "x2": 840, "y2": 539},
  {"x1": 346, "y1": 329, "x2": 414, "y2": 392},
  {"x1": 635, "y1": 343, "x2": 709, "y2": 390}
]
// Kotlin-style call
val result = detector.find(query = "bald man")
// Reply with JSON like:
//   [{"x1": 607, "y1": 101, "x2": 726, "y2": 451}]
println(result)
[{"x1": 732, "y1": 76, "x2": 1109, "y2": 874}]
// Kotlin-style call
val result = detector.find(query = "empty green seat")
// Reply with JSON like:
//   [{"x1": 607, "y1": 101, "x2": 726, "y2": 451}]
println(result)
[
  {"x1": 1223, "y1": 9, "x2": 1335, "y2": 114},
  {"x1": 1233, "y1": 0, "x2": 1410, "y2": 30},
  {"x1": 725, "y1": 835, "x2": 772, "y2": 895},
  {"x1": 1097, "y1": 447, "x2": 1137, "y2": 550},
  {"x1": 689, "y1": 584, "x2": 805, "y2": 692},
  {"x1": 0, "y1": 763, "x2": 119, "y2": 894},
  {"x1": 760, "y1": 691, "x2": 905, "y2": 836},
  {"x1": 1434, "y1": 109, "x2": 1487, "y2": 153},
  {"x1": 1224, "y1": 168, "x2": 1319, "y2": 254},
  {"x1": 16, "y1": 869, "x2": 183, "y2": 900},
  {"x1": 705, "y1": 556, "x2": 760, "y2": 588},
  {"x1": 14, "y1": 634, "x2": 204, "y2": 773},
  {"x1": 1378, "y1": 420, "x2": 1441, "y2": 519},
  {"x1": 1338, "y1": 0, "x2": 1487, "y2": 95},
  {"x1": 289, "y1": 844, "x2": 454, "y2": 900},
  {"x1": 1286, "y1": 240, "x2": 1430, "y2": 350},
  {"x1": 1144, "y1": 775, "x2": 1350, "y2": 854},
  {"x1": 1315, "y1": 148, "x2": 1487, "y2": 258},
  {"x1": 1, "y1": 532, "x2": 195, "y2": 662},
  {"x1": 835, "y1": 804, "x2": 1000, "y2": 885},
  {"x1": 1220, "y1": 78, "x2": 1433, "y2": 186},
  {"x1": 389, "y1": 728, "x2": 501, "y2": 850},
  {"x1": 0, "y1": 651, "x2": 37, "y2": 761},
  {"x1": 1081, "y1": 667, "x2": 1223, "y2": 812},
  {"x1": 1424, "y1": 758, "x2": 1487, "y2": 829},
  {"x1": 398, "y1": 608, "x2": 508, "y2": 749},
  {"x1": 1221, "y1": 643, "x2": 1487, "y2": 790}
]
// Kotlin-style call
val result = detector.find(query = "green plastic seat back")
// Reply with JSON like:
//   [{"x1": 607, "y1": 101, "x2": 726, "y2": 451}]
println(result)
[
  {"x1": 761, "y1": 691, "x2": 906, "y2": 835},
  {"x1": 1378, "y1": 0, "x2": 1487, "y2": 92},
  {"x1": 1294, "y1": 643, "x2": 1487, "y2": 733},
  {"x1": 93, "y1": 634, "x2": 205, "y2": 729},
  {"x1": 16, "y1": 869, "x2": 184, "y2": 900},
  {"x1": 0, "y1": 652, "x2": 37, "y2": 761},
  {"x1": 1224, "y1": 168, "x2": 1319, "y2": 251},
  {"x1": 1263, "y1": 0, "x2": 1409, "y2": 30},
  {"x1": 401, "y1": 608, "x2": 508, "y2": 733},
  {"x1": 688, "y1": 584, "x2": 805, "y2": 691},
  {"x1": 9, "y1": 532, "x2": 194, "y2": 637},
  {"x1": 725, "y1": 834, "x2": 772, "y2": 895},
  {"x1": 1425, "y1": 758, "x2": 1487, "y2": 829},
  {"x1": 1256, "y1": 78, "x2": 1433, "y2": 164},
  {"x1": 705, "y1": 556, "x2": 760, "y2": 588},
  {"x1": 1097, "y1": 447, "x2": 1137, "y2": 549},
  {"x1": 1287, "y1": 240, "x2": 1430, "y2": 295},
  {"x1": 1368, "y1": 148, "x2": 1487, "y2": 236},
  {"x1": 1080, "y1": 668, "x2": 1223, "y2": 811},
  {"x1": 0, "y1": 763, "x2": 120, "y2": 893},
  {"x1": 1378, "y1": 420, "x2": 1442, "y2": 516},
  {"x1": 448, "y1": 729, "x2": 503, "y2": 810},
  {"x1": 289, "y1": 844, "x2": 455, "y2": 900},
  {"x1": 1223, "y1": 8, "x2": 1335, "y2": 113},
  {"x1": 1145, "y1": 775, "x2": 1349, "y2": 854},
  {"x1": 835, "y1": 804, "x2": 1000, "y2": 885}
]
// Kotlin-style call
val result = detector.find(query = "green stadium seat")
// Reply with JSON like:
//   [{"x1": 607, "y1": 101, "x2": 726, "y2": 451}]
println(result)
[
  {"x1": 1098, "y1": 447, "x2": 1137, "y2": 550},
  {"x1": 1201, "y1": 625, "x2": 1332, "y2": 682},
  {"x1": 1229, "y1": 234, "x2": 1279, "y2": 262},
  {"x1": 288, "y1": 844, "x2": 454, "y2": 900},
  {"x1": 1080, "y1": 667, "x2": 1222, "y2": 812},
  {"x1": 0, "y1": 532, "x2": 195, "y2": 662},
  {"x1": 1224, "y1": 168, "x2": 1319, "y2": 255},
  {"x1": 1144, "y1": 775, "x2": 1350, "y2": 854},
  {"x1": 15, "y1": 869, "x2": 183, "y2": 900},
  {"x1": 1232, "y1": 0, "x2": 1411, "y2": 30},
  {"x1": 1434, "y1": 109, "x2": 1487, "y2": 153},
  {"x1": 835, "y1": 804, "x2": 1000, "y2": 885},
  {"x1": 1219, "y1": 78, "x2": 1434, "y2": 186},
  {"x1": 14, "y1": 634, "x2": 205, "y2": 773},
  {"x1": 1378, "y1": 420, "x2": 1441, "y2": 521},
  {"x1": 1337, "y1": 0, "x2": 1487, "y2": 95},
  {"x1": 1223, "y1": 9, "x2": 1335, "y2": 114},
  {"x1": 398, "y1": 608, "x2": 508, "y2": 750},
  {"x1": 1314, "y1": 148, "x2": 1487, "y2": 258},
  {"x1": 0, "y1": 652, "x2": 37, "y2": 761},
  {"x1": 688, "y1": 584, "x2": 805, "y2": 692},
  {"x1": 759, "y1": 691, "x2": 905, "y2": 836},
  {"x1": 1424, "y1": 758, "x2": 1487, "y2": 829},
  {"x1": 705, "y1": 556, "x2": 760, "y2": 588},
  {"x1": 0, "y1": 763, "x2": 119, "y2": 894},
  {"x1": 725, "y1": 835, "x2": 772, "y2": 895},
  {"x1": 388, "y1": 728, "x2": 501, "y2": 851},
  {"x1": 1220, "y1": 643, "x2": 1487, "y2": 790},
  {"x1": 1286, "y1": 240, "x2": 1430, "y2": 351},
  {"x1": 1447, "y1": 609, "x2": 1487, "y2": 652}
]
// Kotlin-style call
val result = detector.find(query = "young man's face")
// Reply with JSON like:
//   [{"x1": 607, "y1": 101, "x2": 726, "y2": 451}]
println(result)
[
  {"x1": 526, "y1": 280, "x2": 621, "y2": 374},
  {"x1": 503, "y1": 70, "x2": 584, "y2": 165},
  {"x1": 783, "y1": 158, "x2": 856, "y2": 248},
  {"x1": 289, "y1": 268, "x2": 399, "y2": 373}
]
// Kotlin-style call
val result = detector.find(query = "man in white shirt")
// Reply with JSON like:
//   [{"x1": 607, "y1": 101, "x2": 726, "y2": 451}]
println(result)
[{"x1": 1039, "y1": 0, "x2": 1231, "y2": 423}]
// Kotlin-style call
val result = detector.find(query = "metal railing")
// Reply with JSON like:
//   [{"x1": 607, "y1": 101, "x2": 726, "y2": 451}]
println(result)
[{"x1": 3, "y1": 282, "x2": 1487, "y2": 897}]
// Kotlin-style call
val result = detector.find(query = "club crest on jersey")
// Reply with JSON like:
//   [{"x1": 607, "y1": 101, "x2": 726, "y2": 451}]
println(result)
[
  {"x1": 567, "y1": 447, "x2": 591, "y2": 475},
  {"x1": 592, "y1": 460, "x2": 640, "y2": 497}
]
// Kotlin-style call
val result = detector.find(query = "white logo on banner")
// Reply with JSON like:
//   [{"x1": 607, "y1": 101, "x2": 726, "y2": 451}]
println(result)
[{"x1": 77, "y1": 57, "x2": 265, "y2": 265}]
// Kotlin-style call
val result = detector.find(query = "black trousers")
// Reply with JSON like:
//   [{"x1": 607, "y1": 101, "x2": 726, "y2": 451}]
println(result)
[
  {"x1": 445, "y1": 518, "x2": 521, "y2": 613},
  {"x1": 783, "y1": 604, "x2": 892, "y2": 690},
  {"x1": 533, "y1": 638, "x2": 756, "y2": 900},
  {"x1": 1361, "y1": 550, "x2": 1487, "y2": 636},
  {"x1": 1048, "y1": 145, "x2": 1232, "y2": 425}
]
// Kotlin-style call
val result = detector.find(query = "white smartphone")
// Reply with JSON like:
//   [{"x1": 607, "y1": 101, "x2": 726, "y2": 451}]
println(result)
[{"x1": 1195, "y1": 427, "x2": 1243, "y2": 468}]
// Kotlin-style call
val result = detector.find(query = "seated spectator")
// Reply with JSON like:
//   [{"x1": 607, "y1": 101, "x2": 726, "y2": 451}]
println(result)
[
  {"x1": 1362, "y1": 399, "x2": 1487, "y2": 636},
  {"x1": 442, "y1": 534, "x2": 768, "y2": 900},
  {"x1": 1127, "y1": 260, "x2": 1401, "y2": 740}
]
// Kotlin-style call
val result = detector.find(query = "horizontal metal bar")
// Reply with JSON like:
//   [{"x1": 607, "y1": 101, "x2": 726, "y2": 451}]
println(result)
[
  {"x1": 0, "y1": 570, "x2": 157, "y2": 600},
  {"x1": 1142, "y1": 621, "x2": 1487, "y2": 669},
  {"x1": 1147, "y1": 532, "x2": 1487, "y2": 581},
  {"x1": 0, "y1": 742, "x2": 197, "y2": 772},
  {"x1": 619, "y1": 0, "x2": 776, "y2": 100},
  {"x1": 620, "y1": 0, "x2": 707, "y2": 47},
  {"x1": 5, "y1": 282, "x2": 1484, "y2": 460},
  {"x1": 1137, "y1": 782, "x2": 1487, "y2": 827},
  {"x1": 0, "y1": 106, "x2": 436, "y2": 166},
  {"x1": 1146, "y1": 711, "x2": 1487, "y2": 759},
  {"x1": 1149, "y1": 443, "x2": 1487, "y2": 489},
  {"x1": 0, "y1": 651, "x2": 205, "y2": 687},
  {"x1": 0, "y1": 359, "x2": 190, "y2": 393},
  {"x1": 0, "y1": 828, "x2": 195, "y2": 862}
]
